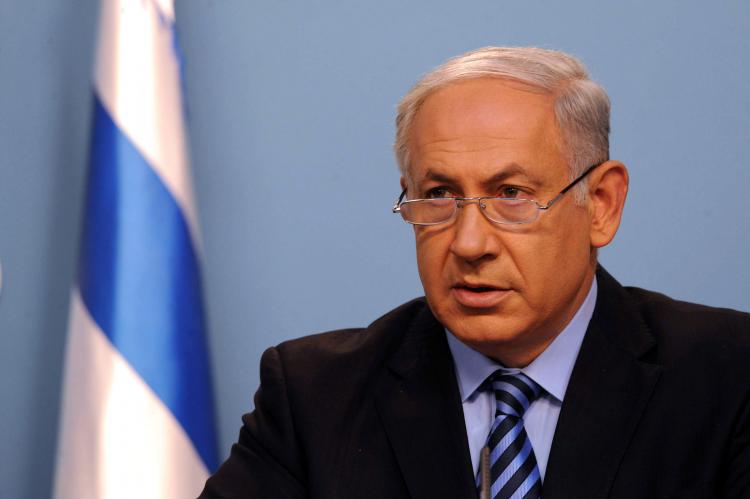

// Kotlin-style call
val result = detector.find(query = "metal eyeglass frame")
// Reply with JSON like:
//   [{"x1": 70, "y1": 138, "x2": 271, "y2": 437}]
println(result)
[{"x1": 392, "y1": 163, "x2": 601, "y2": 226}]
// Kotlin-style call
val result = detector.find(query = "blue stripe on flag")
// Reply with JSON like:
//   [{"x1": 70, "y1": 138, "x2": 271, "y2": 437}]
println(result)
[{"x1": 79, "y1": 94, "x2": 218, "y2": 471}]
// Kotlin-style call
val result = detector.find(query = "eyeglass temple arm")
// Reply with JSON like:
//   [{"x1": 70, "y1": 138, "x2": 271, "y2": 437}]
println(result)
[
  {"x1": 540, "y1": 163, "x2": 600, "y2": 210},
  {"x1": 392, "y1": 188, "x2": 407, "y2": 212}
]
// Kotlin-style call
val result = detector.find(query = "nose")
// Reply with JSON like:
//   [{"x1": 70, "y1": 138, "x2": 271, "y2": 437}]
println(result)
[{"x1": 449, "y1": 199, "x2": 500, "y2": 263}]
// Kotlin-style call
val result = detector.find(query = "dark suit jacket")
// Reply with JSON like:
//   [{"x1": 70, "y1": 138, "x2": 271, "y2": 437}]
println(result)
[{"x1": 200, "y1": 268, "x2": 750, "y2": 498}]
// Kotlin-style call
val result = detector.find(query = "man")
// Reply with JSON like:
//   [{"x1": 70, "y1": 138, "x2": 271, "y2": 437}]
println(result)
[{"x1": 200, "y1": 47, "x2": 750, "y2": 498}]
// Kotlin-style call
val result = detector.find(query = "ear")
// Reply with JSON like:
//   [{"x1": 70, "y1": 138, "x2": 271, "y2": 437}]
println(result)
[
  {"x1": 588, "y1": 160, "x2": 629, "y2": 248},
  {"x1": 400, "y1": 175, "x2": 407, "y2": 191}
]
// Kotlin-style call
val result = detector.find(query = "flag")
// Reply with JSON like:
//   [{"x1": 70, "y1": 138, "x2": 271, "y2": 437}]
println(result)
[{"x1": 54, "y1": 0, "x2": 218, "y2": 497}]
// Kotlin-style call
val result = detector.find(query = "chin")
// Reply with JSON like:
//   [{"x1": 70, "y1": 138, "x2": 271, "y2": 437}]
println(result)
[{"x1": 441, "y1": 309, "x2": 524, "y2": 345}]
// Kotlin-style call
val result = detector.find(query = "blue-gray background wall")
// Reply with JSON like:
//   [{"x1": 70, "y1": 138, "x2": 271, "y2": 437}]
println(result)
[{"x1": 1, "y1": 1, "x2": 748, "y2": 497}]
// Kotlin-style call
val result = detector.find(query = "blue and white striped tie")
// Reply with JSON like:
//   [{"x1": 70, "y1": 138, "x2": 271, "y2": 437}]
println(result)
[{"x1": 479, "y1": 371, "x2": 543, "y2": 499}]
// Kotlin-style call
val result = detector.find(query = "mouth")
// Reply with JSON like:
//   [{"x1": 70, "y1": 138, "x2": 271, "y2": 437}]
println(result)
[{"x1": 451, "y1": 282, "x2": 512, "y2": 309}]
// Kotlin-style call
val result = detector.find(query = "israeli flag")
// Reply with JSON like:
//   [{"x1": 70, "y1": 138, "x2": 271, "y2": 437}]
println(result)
[{"x1": 54, "y1": 1, "x2": 218, "y2": 497}]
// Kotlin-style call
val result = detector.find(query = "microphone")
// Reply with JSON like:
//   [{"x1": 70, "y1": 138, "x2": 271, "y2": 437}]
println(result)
[{"x1": 479, "y1": 446, "x2": 490, "y2": 499}]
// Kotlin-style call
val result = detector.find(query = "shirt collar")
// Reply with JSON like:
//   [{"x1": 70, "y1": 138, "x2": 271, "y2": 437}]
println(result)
[{"x1": 446, "y1": 278, "x2": 598, "y2": 403}]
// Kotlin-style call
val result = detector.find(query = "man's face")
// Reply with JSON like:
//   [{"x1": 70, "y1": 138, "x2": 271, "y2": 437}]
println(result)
[{"x1": 404, "y1": 78, "x2": 597, "y2": 367}]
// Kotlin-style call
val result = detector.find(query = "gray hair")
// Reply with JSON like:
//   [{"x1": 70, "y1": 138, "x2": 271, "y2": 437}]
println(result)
[{"x1": 394, "y1": 47, "x2": 610, "y2": 202}]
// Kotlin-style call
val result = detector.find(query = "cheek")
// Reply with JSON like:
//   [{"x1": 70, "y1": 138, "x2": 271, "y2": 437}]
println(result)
[
  {"x1": 414, "y1": 229, "x2": 451, "y2": 292},
  {"x1": 506, "y1": 221, "x2": 591, "y2": 301},
  {"x1": 537, "y1": 208, "x2": 591, "y2": 256},
  {"x1": 504, "y1": 237, "x2": 554, "y2": 294}
]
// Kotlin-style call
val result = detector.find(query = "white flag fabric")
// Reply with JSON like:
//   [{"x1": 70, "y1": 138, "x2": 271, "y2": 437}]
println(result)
[{"x1": 54, "y1": 1, "x2": 218, "y2": 497}]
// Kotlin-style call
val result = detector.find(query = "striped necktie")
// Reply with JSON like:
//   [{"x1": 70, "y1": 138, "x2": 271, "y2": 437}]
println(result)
[{"x1": 477, "y1": 371, "x2": 543, "y2": 499}]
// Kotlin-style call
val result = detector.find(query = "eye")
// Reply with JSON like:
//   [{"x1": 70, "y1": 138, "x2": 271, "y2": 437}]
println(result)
[
  {"x1": 498, "y1": 185, "x2": 523, "y2": 198},
  {"x1": 425, "y1": 186, "x2": 453, "y2": 199}
]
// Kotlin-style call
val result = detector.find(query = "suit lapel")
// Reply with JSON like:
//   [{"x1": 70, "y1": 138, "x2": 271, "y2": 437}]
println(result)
[
  {"x1": 374, "y1": 305, "x2": 477, "y2": 499},
  {"x1": 543, "y1": 268, "x2": 663, "y2": 499}
]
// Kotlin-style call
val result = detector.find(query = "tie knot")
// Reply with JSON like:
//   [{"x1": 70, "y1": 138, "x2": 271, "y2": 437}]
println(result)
[{"x1": 487, "y1": 371, "x2": 542, "y2": 418}]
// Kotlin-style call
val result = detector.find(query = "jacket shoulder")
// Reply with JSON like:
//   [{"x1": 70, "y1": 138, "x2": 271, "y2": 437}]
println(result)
[
  {"x1": 625, "y1": 285, "x2": 750, "y2": 332},
  {"x1": 275, "y1": 297, "x2": 429, "y2": 361},
  {"x1": 268, "y1": 298, "x2": 431, "y2": 392},
  {"x1": 622, "y1": 285, "x2": 750, "y2": 361}
]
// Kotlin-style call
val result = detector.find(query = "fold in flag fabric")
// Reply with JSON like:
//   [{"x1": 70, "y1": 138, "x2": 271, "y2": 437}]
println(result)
[{"x1": 54, "y1": 1, "x2": 218, "y2": 497}]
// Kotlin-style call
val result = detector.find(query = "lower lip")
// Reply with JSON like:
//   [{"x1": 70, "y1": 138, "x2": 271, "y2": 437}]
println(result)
[{"x1": 451, "y1": 287, "x2": 511, "y2": 309}]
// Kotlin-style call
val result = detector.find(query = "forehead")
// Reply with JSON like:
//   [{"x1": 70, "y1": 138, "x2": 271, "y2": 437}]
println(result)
[{"x1": 408, "y1": 78, "x2": 566, "y2": 183}]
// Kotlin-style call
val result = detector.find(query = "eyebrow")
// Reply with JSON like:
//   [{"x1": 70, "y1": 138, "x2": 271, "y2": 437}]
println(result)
[{"x1": 421, "y1": 163, "x2": 544, "y2": 188}]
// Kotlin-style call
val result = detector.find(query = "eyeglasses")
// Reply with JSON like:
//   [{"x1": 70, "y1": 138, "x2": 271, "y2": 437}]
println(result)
[{"x1": 392, "y1": 163, "x2": 600, "y2": 226}]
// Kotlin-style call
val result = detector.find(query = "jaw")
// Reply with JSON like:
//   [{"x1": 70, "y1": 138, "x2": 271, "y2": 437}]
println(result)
[{"x1": 433, "y1": 268, "x2": 596, "y2": 367}]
